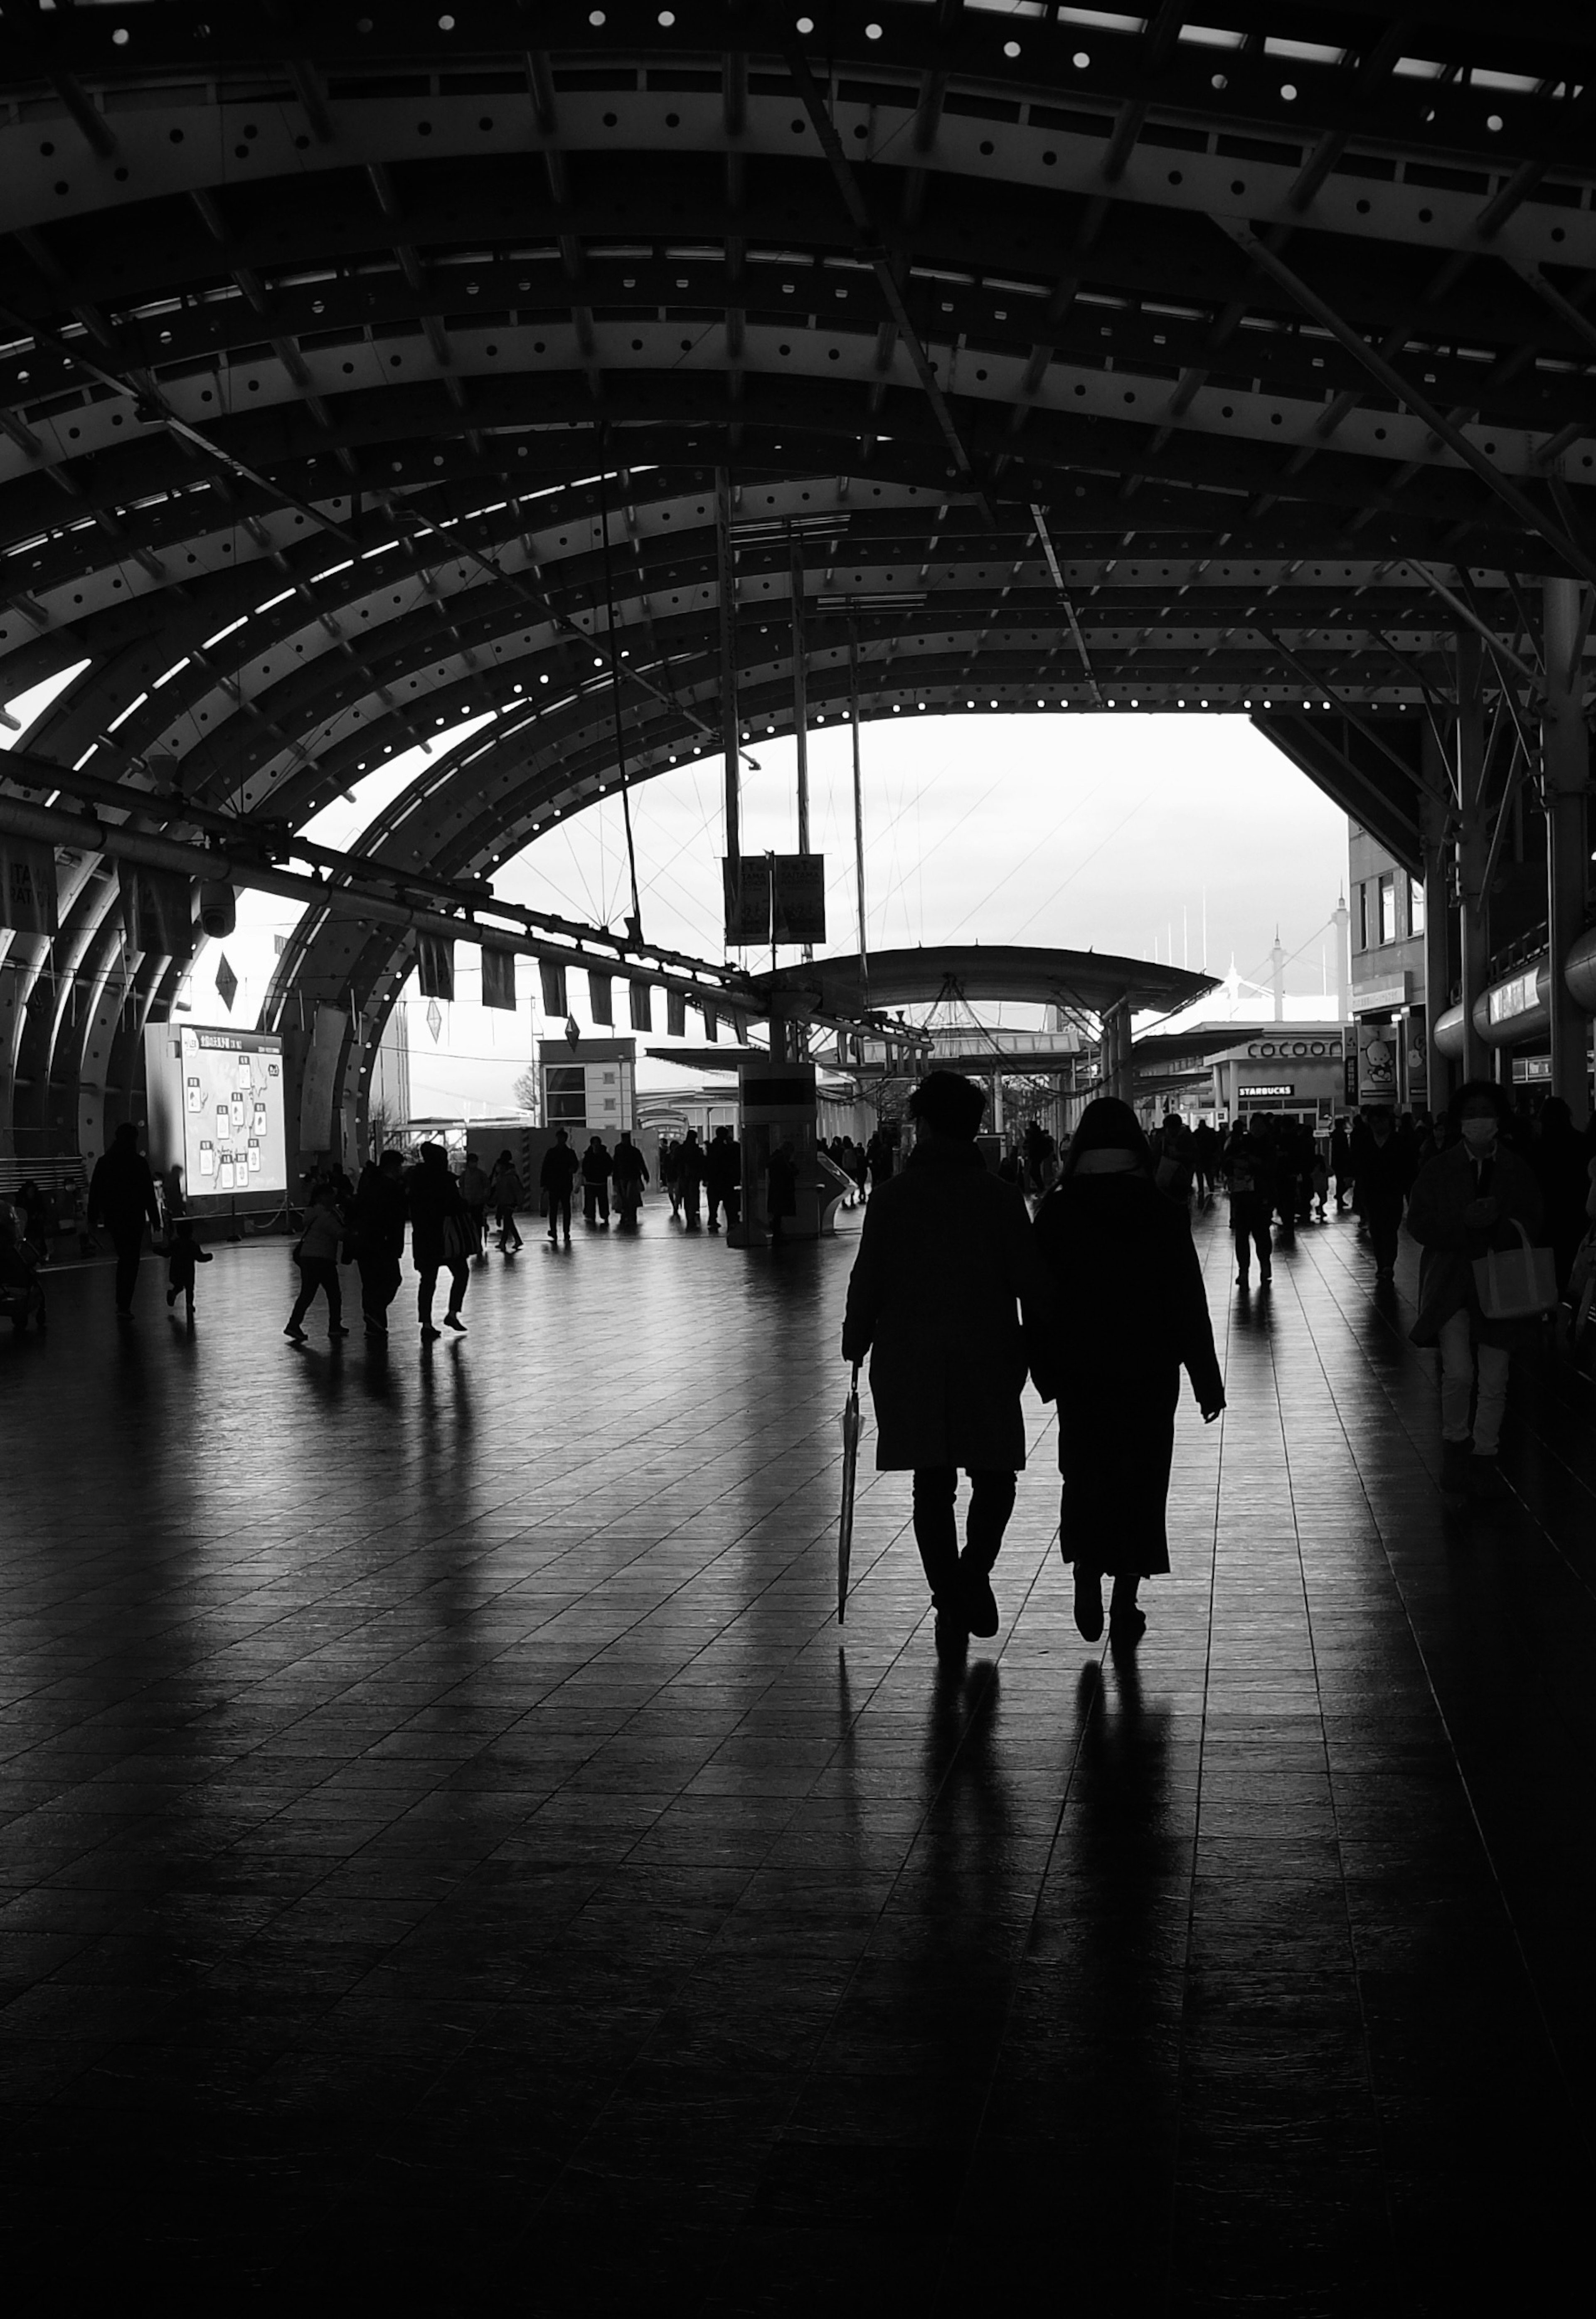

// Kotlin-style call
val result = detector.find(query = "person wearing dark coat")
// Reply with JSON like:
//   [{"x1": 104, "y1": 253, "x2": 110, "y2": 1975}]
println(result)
[
  {"x1": 1405, "y1": 1080, "x2": 1545, "y2": 1499},
  {"x1": 841, "y1": 1071, "x2": 1048, "y2": 1657},
  {"x1": 676, "y1": 1129, "x2": 705, "y2": 1227},
  {"x1": 704, "y1": 1126, "x2": 741, "y2": 1231},
  {"x1": 354, "y1": 1150, "x2": 409, "y2": 1335},
  {"x1": 1226, "y1": 1116, "x2": 1276, "y2": 1289},
  {"x1": 580, "y1": 1135, "x2": 611, "y2": 1226},
  {"x1": 540, "y1": 1128, "x2": 578, "y2": 1242},
  {"x1": 1533, "y1": 1097, "x2": 1592, "y2": 1298},
  {"x1": 611, "y1": 1131, "x2": 649, "y2": 1225},
  {"x1": 1357, "y1": 1108, "x2": 1414, "y2": 1280},
  {"x1": 406, "y1": 1143, "x2": 470, "y2": 1337},
  {"x1": 1032, "y1": 1098, "x2": 1224, "y2": 1647},
  {"x1": 86, "y1": 1122, "x2": 164, "y2": 1320}
]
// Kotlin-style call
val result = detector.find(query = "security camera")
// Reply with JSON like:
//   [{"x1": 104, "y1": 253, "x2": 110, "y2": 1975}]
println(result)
[{"x1": 197, "y1": 880, "x2": 236, "y2": 939}]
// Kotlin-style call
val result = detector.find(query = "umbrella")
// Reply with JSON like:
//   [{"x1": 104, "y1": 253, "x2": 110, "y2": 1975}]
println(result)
[{"x1": 837, "y1": 1363, "x2": 862, "y2": 1624}]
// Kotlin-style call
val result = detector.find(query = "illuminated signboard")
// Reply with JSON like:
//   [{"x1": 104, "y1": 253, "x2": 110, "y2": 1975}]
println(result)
[
  {"x1": 1488, "y1": 969, "x2": 1542, "y2": 1025},
  {"x1": 145, "y1": 1024, "x2": 287, "y2": 1203},
  {"x1": 1240, "y1": 1083, "x2": 1296, "y2": 1097}
]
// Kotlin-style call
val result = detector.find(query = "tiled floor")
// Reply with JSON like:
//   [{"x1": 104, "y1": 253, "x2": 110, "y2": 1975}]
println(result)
[{"x1": 2, "y1": 1200, "x2": 1593, "y2": 2308}]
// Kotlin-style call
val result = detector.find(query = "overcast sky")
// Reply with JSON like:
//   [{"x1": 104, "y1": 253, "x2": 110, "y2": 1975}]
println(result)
[{"x1": 5, "y1": 683, "x2": 1352, "y2": 1120}]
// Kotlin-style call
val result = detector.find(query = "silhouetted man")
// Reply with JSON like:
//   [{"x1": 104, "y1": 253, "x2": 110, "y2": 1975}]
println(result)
[
  {"x1": 86, "y1": 1122, "x2": 163, "y2": 1321},
  {"x1": 705, "y1": 1124, "x2": 741, "y2": 1231},
  {"x1": 541, "y1": 1128, "x2": 578, "y2": 1242}
]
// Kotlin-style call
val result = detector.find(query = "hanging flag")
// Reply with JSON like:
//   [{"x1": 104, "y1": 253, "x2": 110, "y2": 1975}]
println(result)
[
  {"x1": 0, "y1": 838, "x2": 58, "y2": 935},
  {"x1": 564, "y1": 1013, "x2": 581, "y2": 1049},
  {"x1": 589, "y1": 970, "x2": 613, "y2": 1026},
  {"x1": 666, "y1": 991, "x2": 687, "y2": 1038},
  {"x1": 540, "y1": 961, "x2": 567, "y2": 1015},
  {"x1": 702, "y1": 1002, "x2": 719, "y2": 1043},
  {"x1": 214, "y1": 953, "x2": 238, "y2": 1014},
  {"x1": 119, "y1": 863, "x2": 195, "y2": 958},
  {"x1": 417, "y1": 933, "x2": 455, "y2": 1001},
  {"x1": 629, "y1": 981, "x2": 653, "y2": 1034},
  {"x1": 480, "y1": 944, "x2": 517, "y2": 1011}
]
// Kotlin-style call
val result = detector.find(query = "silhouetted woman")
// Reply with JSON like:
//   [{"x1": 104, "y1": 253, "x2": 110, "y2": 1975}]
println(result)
[
  {"x1": 842, "y1": 1071, "x2": 1047, "y2": 1656},
  {"x1": 1033, "y1": 1098, "x2": 1225, "y2": 1646}
]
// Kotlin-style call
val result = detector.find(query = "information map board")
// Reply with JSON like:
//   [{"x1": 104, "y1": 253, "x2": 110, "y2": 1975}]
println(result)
[{"x1": 144, "y1": 1023, "x2": 287, "y2": 1206}]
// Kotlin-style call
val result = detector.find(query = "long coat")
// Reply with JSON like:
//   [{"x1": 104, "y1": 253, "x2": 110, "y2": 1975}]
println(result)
[
  {"x1": 1405, "y1": 1140, "x2": 1544, "y2": 1350},
  {"x1": 1032, "y1": 1172, "x2": 1223, "y2": 1577},
  {"x1": 841, "y1": 1136, "x2": 1046, "y2": 1471}
]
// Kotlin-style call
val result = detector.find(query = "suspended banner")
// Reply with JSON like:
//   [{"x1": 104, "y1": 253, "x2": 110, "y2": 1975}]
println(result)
[
  {"x1": 119, "y1": 863, "x2": 195, "y2": 959},
  {"x1": 588, "y1": 971, "x2": 613, "y2": 1026},
  {"x1": 417, "y1": 933, "x2": 455, "y2": 1001},
  {"x1": 629, "y1": 981, "x2": 653, "y2": 1034},
  {"x1": 722, "y1": 854, "x2": 827, "y2": 947},
  {"x1": 540, "y1": 961, "x2": 567, "y2": 1016},
  {"x1": 480, "y1": 944, "x2": 517, "y2": 1012},
  {"x1": 666, "y1": 991, "x2": 687, "y2": 1038},
  {"x1": 0, "y1": 837, "x2": 58, "y2": 935},
  {"x1": 702, "y1": 1002, "x2": 719, "y2": 1043}
]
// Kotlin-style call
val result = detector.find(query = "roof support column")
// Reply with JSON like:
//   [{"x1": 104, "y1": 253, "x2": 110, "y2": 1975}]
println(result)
[
  {"x1": 715, "y1": 470, "x2": 741, "y2": 941},
  {"x1": 849, "y1": 618, "x2": 869, "y2": 1015},
  {"x1": 1419, "y1": 776, "x2": 1456, "y2": 1118},
  {"x1": 1542, "y1": 577, "x2": 1592, "y2": 1126},
  {"x1": 1454, "y1": 637, "x2": 1491, "y2": 1084},
  {"x1": 791, "y1": 530, "x2": 813, "y2": 971}
]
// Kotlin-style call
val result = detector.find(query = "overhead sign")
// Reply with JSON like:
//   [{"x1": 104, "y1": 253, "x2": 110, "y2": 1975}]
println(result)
[
  {"x1": 1488, "y1": 968, "x2": 1543, "y2": 1024},
  {"x1": 1240, "y1": 1083, "x2": 1296, "y2": 1097},
  {"x1": 723, "y1": 855, "x2": 827, "y2": 946},
  {"x1": 145, "y1": 1024, "x2": 287, "y2": 1203},
  {"x1": 1244, "y1": 1038, "x2": 1343, "y2": 1060}
]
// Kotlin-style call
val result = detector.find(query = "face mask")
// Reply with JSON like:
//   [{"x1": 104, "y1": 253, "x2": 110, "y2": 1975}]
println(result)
[{"x1": 1461, "y1": 1117, "x2": 1497, "y2": 1152}]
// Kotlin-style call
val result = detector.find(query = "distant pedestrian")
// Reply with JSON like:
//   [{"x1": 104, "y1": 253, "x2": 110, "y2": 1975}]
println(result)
[
  {"x1": 86, "y1": 1123, "x2": 163, "y2": 1322},
  {"x1": 706, "y1": 1125, "x2": 741, "y2": 1231},
  {"x1": 459, "y1": 1149, "x2": 490, "y2": 1257},
  {"x1": 841, "y1": 1072, "x2": 1047, "y2": 1658},
  {"x1": 1227, "y1": 1115, "x2": 1275, "y2": 1289},
  {"x1": 165, "y1": 1219, "x2": 212, "y2": 1321},
  {"x1": 677, "y1": 1129, "x2": 704, "y2": 1228},
  {"x1": 581, "y1": 1135, "x2": 611, "y2": 1226},
  {"x1": 1406, "y1": 1080, "x2": 1544, "y2": 1499},
  {"x1": 612, "y1": 1131, "x2": 648, "y2": 1226},
  {"x1": 865, "y1": 1127, "x2": 894, "y2": 1190},
  {"x1": 354, "y1": 1150, "x2": 408, "y2": 1335},
  {"x1": 489, "y1": 1148, "x2": 525, "y2": 1251},
  {"x1": 285, "y1": 1182, "x2": 349, "y2": 1343},
  {"x1": 660, "y1": 1137, "x2": 682, "y2": 1217},
  {"x1": 407, "y1": 1142, "x2": 470, "y2": 1337},
  {"x1": 1033, "y1": 1099, "x2": 1224, "y2": 1646},
  {"x1": 541, "y1": 1128, "x2": 577, "y2": 1242},
  {"x1": 1357, "y1": 1108, "x2": 1413, "y2": 1281}
]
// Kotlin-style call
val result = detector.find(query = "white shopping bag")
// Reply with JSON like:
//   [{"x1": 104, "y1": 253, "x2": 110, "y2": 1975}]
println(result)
[{"x1": 1473, "y1": 1222, "x2": 1558, "y2": 1321}]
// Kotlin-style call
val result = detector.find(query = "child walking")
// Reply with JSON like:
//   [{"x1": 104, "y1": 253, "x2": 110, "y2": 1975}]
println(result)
[{"x1": 165, "y1": 1219, "x2": 213, "y2": 1320}]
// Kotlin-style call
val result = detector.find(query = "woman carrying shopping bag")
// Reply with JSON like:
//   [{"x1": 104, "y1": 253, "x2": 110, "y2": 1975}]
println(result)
[
  {"x1": 1032, "y1": 1099, "x2": 1224, "y2": 1648},
  {"x1": 1406, "y1": 1080, "x2": 1546, "y2": 1499}
]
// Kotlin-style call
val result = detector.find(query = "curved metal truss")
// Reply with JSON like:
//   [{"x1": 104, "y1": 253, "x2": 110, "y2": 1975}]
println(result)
[{"x1": 2, "y1": 1, "x2": 1593, "y2": 1154}]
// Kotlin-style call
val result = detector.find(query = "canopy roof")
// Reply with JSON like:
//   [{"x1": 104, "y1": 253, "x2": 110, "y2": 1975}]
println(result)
[{"x1": 753, "y1": 945, "x2": 1216, "y2": 1020}]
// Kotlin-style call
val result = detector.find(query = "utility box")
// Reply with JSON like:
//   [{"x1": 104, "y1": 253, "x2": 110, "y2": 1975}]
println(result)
[{"x1": 732, "y1": 1057, "x2": 820, "y2": 1245}]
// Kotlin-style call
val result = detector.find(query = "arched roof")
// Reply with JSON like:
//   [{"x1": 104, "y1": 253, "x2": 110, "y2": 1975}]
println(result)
[{"x1": 2, "y1": 2, "x2": 1592, "y2": 1151}]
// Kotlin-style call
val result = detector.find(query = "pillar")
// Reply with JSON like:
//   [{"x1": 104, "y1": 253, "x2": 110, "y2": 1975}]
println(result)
[
  {"x1": 1419, "y1": 779, "x2": 1455, "y2": 1116},
  {"x1": 1454, "y1": 635, "x2": 1491, "y2": 1083},
  {"x1": 1542, "y1": 577, "x2": 1591, "y2": 1125}
]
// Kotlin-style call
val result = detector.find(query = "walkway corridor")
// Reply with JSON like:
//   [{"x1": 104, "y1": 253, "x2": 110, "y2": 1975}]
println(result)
[{"x1": 1, "y1": 1208, "x2": 1591, "y2": 2309}]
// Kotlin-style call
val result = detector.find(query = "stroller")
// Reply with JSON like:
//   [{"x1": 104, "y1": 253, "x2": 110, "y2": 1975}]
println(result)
[{"x1": 0, "y1": 1210, "x2": 47, "y2": 1332}]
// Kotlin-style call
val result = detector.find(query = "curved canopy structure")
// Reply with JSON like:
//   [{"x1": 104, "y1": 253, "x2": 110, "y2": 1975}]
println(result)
[
  {"x1": 754, "y1": 943, "x2": 1214, "y2": 1020},
  {"x1": 2, "y1": 3, "x2": 1593, "y2": 1157}
]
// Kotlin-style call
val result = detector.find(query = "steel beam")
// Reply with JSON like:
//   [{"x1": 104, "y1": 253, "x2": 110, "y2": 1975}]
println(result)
[
  {"x1": 1453, "y1": 638, "x2": 1492, "y2": 1084},
  {"x1": 1542, "y1": 577, "x2": 1592, "y2": 1123}
]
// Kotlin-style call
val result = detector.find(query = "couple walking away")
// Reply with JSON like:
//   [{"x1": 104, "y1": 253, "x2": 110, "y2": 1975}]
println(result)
[{"x1": 842, "y1": 1077, "x2": 1224, "y2": 1655}]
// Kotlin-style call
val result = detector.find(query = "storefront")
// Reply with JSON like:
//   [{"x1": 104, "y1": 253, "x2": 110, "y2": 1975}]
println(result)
[{"x1": 1210, "y1": 1029, "x2": 1347, "y2": 1126}]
